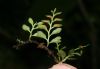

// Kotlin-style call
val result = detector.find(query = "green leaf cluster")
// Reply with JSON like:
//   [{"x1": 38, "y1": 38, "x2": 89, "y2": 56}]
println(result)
[
  {"x1": 22, "y1": 17, "x2": 38, "y2": 40},
  {"x1": 19, "y1": 8, "x2": 87, "y2": 63}
]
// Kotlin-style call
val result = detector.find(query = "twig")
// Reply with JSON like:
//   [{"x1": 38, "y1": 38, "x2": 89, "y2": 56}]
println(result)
[{"x1": 13, "y1": 40, "x2": 58, "y2": 63}]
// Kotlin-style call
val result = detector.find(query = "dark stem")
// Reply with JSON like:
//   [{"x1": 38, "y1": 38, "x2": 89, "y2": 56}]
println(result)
[{"x1": 13, "y1": 40, "x2": 58, "y2": 63}]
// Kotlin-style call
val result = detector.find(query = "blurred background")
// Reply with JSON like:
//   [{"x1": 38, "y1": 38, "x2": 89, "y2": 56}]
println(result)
[{"x1": 0, "y1": 0, "x2": 100, "y2": 69}]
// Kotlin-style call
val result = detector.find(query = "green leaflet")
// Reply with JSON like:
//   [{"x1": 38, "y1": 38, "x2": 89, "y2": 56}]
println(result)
[
  {"x1": 32, "y1": 32, "x2": 38, "y2": 36},
  {"x1": 37, "y1": 25, "x2": 48, "y2": 31},
  {"x1": 51, "y1": 28, "x2": 62, "y2": 35},
  {"x1": 51, "y1": 8, "x2": 57, "y2": 14},
  {"x1": 50, "y1": 36, "x2": 61, "y2": 43},
  {"x1": 58, "y1": 50, "x2": 66, "y2": 60},
  {"x1": 55, "y1": 12, "x2": 62, "y2": 16},
  {"x1": 53, "y1": 24, "x2": 62, "y2": 28},
  {"x1": 68, "y1": 48, "x2": 82, "y2": 59},
  {"x1": 46, "y1": 15, "x2": 53, "y2": 19},
  {"x1": 22, "y1": 24, "x2": 30, "y2": 32},
  {"x1": 73, "y1": 53, "x2": 81, "y2": 56},
  {"x1": 33, "y1": 31, "x2": 47, "y2": 40},
  {"x1": 28, "y1": 18, "x2": 34, "y2": 25},
  {"x1": 37, "y1": 22, "x2": 43, "y2": 25},
  {"x1": 54, "y1": 18, "x2": 62, "y2": 22},
  {"x1": 42, "y1": 20, "x2": 50, "y2": 23}
]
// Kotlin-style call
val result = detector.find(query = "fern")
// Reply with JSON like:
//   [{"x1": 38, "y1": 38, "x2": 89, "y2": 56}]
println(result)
[{"x1": 16, "y1": 8, "x2": 87, "y2": 63}]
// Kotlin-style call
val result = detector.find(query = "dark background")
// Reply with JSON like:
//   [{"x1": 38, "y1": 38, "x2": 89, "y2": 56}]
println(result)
[{"x1": 0, "y1": 0, "x2": 100, "y2": 69}]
